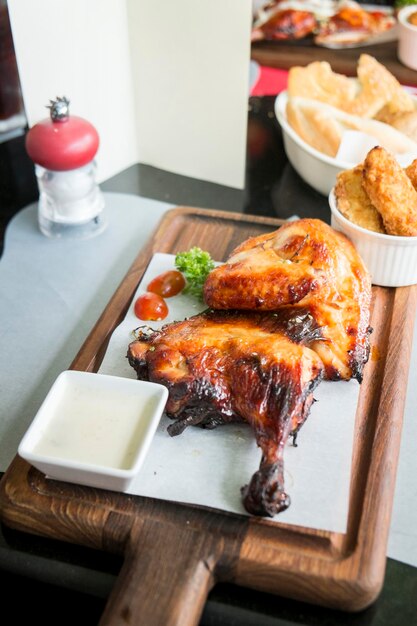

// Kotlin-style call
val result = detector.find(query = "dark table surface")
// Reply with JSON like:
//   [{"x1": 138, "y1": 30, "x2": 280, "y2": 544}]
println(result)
[{"x1": 1, "y1": 95, "x2": 416, "y2": 625}]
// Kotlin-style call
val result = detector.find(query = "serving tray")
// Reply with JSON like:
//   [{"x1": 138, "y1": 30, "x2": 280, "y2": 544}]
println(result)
[{"x1": 1, "y1": 207, "x2": 416, "y2": 626}]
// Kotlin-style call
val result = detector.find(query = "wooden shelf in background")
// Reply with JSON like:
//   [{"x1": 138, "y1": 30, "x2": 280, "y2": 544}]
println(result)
[{"x1": 251, "y1": 40, "x2": 417, "y2": 85}]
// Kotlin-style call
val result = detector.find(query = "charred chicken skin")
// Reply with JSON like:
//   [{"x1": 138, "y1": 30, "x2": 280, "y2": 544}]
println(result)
[{"x1": 128, "y1": 219, "x2": 372, "y2": 517}]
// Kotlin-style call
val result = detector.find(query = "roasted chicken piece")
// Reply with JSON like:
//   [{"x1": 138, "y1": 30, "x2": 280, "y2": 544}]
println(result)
[
  {"x1": 204, "y1": 219, "x2": 372, "y2": 382},
  {"x1": 128, "y1": 310, "x2": 324, "y2": 516},
  {"x1": 252, "y1": 9, "x2": 317, "y2": 41},
  {"x1": 335, "y1": 165, "x2": 385, "y2": 234},
  {"x1": 128, "y1": 219, "x2": 371, "y2": 517},
  {"x1": 315, "y1": 4, "x2": 395, "y2": 47}
]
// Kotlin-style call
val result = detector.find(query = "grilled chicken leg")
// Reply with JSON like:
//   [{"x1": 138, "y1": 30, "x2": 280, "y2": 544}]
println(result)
[{"x1": 128, "y1": 310, "x2": 324, "y2": 516}]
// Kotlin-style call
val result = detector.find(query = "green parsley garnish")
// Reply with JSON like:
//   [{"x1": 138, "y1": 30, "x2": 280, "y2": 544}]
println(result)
[{"x1": 175, "y1": 247, "x2": 215, "y2": 300}]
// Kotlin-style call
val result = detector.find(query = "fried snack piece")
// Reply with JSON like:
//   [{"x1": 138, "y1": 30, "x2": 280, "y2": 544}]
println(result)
[
  {"x1": 406, "y1": 159, "x2": 417, "y2": 191},
  {"x1": 288, "y1": 55, "x2": 415, "y2": 121},
  {"x1": 362, "y1": 147, "x2": 417, "y2": 236},
  {"x1": 287, "y1": 61, "x2": 357, "y2": 110},
  {"x1": 335, "y1": 165, "x2": 385, "y2": 233},
  {"x1": 315, "y1": 4, "x2": 395, "y2": 47},
  {"x1": 346, "y1": 55, "x2": 415, "y2": 119}
]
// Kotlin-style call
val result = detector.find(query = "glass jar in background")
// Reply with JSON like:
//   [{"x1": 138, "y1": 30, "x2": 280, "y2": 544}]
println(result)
[
  {"x1": 35, "y1": 161, "x2": 106, "y2": 239},
  {"x1": 26, "y1": 97, "x2": 106, "y2": 239}
]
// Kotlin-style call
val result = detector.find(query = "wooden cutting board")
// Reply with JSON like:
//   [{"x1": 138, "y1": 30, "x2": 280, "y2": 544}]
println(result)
[{"x1": 1, "y1": 208, "x2": 416, "y2": 626}]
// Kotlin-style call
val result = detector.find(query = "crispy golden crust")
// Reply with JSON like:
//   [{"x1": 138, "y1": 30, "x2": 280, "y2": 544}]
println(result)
[
  {"x1": 335, "y1": 166, "x2": 385, "y2": 233},
  {"x1": 362, "y1": 147, "x2": 417, "y2": 236},
  {"x1": 405, "y1": 159, "x2": 417, "y2": 191},
  {"x1": 286, "y1": 99, "x2": 342, "y2": 157},
  {"x1": 287, "y1": 61, "x2": 357, "y2": 110}
]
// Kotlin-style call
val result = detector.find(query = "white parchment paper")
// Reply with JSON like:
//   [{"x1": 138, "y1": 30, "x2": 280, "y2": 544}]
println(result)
[{"x1": 99, "y1": 253, "x2": 359, "y2": 532}]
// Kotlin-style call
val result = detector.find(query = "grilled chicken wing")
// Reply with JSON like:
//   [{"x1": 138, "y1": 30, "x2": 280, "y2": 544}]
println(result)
[
  {"x1": 335, "y1": 165, "x2": 385, "y2": 234},
  {"x1": 204, "y1": 218, "x2": 371, "y2": 381},
  {"x1": 128, "y1": 310, "x2": 324, "y2": 516},
  {"x1": 362, "y1": 146, "x2": 417, "y2": 237}
]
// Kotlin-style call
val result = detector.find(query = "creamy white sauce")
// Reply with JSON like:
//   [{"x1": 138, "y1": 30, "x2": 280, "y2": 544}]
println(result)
[{"x1": 33, "y1": 385, "x2": 160, "y2": 470}]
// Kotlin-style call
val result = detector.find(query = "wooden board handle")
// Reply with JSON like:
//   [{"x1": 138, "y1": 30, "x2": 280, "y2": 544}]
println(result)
[{"x1": 99, "y1": 517, "x2": 221, "y2": 626}]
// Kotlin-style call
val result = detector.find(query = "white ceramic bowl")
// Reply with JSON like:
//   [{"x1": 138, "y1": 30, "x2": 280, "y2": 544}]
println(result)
[
  {"x1": 398, "y1": 5, "x2": 417, "y2": 71},
  {"x1": 275, "y1": 91, "x2": 354, "y2": 196},
  {"x1": 275, "y1": 91, "x2": 417, "y2": 197},
  {"x1": 18, "y1": 370, "x2": 168, "y2": 491},
  {"x1": 329, "y1": 189, "x2": 417, "y2": 287}
]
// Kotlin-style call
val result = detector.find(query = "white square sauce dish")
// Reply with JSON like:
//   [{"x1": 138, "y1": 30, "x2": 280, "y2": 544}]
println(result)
[{"x1": 18, "y1": 370, "x2": 168, "y2": 491}]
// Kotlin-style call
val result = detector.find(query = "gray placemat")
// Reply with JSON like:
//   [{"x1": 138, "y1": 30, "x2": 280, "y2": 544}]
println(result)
[
  {"x1": 0, "y1": 192, "x2": 172, "y2": 470},
  {"x1": 1, "y1": 194, "x2": 416, "y2": 568}
]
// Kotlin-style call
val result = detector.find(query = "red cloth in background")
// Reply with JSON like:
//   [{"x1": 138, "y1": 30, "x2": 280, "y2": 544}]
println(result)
[{"x1": 250, "y1": 66, "x2": 288, "y2": 96}]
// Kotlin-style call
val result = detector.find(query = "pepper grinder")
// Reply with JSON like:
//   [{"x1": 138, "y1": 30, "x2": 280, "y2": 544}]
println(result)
[{"x1": 26, "y1": 96, "x2": 106, "y2": 239}]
